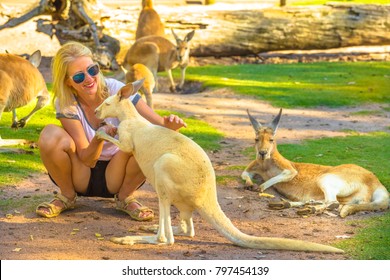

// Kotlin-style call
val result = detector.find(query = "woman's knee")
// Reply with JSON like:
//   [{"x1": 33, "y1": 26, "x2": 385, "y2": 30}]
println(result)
[{"x1": 38, "y1": 124, "x2": 74, "y2": 152}]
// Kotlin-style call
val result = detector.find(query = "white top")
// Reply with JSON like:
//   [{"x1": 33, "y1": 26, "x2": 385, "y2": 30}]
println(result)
[{"x1": 55, "y1": 78, "x2": 141, "y2": 161}]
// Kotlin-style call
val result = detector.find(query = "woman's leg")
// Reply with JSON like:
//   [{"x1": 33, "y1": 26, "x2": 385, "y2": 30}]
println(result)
[
  {"x1": 105, "y1": 151, "x2": 153, "y2": 220},
  {"x1": 37, "y1": 124, "x2": 90, "y2": 214}
]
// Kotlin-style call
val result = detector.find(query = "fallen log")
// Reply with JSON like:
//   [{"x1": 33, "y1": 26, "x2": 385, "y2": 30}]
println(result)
[{"x1": 104, "y1": 3, "x2": 390, "y2": 60}]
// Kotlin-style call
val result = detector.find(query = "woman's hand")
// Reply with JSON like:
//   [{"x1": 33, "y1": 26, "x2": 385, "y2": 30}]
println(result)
[
  {"x1": 163, "y1": 114, "x2": 187, "y2": 131},
  {"x1": 97, "y1": 122, "x2": 117, "y2": 137}
]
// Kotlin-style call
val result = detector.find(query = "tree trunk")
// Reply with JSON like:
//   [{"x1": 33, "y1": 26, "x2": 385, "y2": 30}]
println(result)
[
  {"x1": 176, "y1": 4, "x2": 390, "y2": 57},
  {"x1": 104, "y1": 3, "x2": 390, "y2": 61}
]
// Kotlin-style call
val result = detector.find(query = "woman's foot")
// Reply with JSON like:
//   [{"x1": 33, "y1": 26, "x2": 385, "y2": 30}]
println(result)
[
  {"x1": 115, "y1": 195, "x2": 154, "y2": 221},
  {"x1": 36, "y1": 193, "x2": 77, "y2": 218}
]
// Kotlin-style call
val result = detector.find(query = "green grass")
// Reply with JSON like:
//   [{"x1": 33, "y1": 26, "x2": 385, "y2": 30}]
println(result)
[
  {"x1": 337, "y1": 213, "x2": 390, "y2": 259},
  {"x1": 0, "y1": 194, "x2": 51, "y2": 214},
  {"x1": 184, "y1": 62, "x2": 390, "y2": 108},
  {"x1": 291, "y1": 0, "x2": 390, "y2": 5}
]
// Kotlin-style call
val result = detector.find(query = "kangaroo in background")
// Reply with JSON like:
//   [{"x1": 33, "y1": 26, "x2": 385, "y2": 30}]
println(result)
[
  {"x1": 125, "y1": 64, "x2": 155, "y2": 109},
  {"x1": 0, "y1": 50, "x2": 49, "y2": 129},
  {"x1": 94, "y1": 80, "x2": 343, "y2": 253},
  {"x1": 136, "y1": 0, "x2": 165, "y2": 40},
  {"x1": 242, "y1": 108, "x2": 390, "y2": 217},
  {"x1": 123, "y1": 29, "x2": 195, "y2": 93}
]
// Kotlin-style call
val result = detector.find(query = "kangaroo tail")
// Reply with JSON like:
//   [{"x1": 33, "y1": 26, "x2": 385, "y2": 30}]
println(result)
[
  {"x1": 340, "y1": 187, "x2": 390, "y2": 217},
  {"x1": 197, "y1": 202, "x2": 343, "y2": 253}
]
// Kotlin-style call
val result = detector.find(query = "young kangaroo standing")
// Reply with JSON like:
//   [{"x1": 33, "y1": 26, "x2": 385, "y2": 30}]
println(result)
[
  {"x1": 242, "y1": 109, "x2": 390, "y2": 217},
  {"x1": 125, "y1": 64, "x2": 155, "y2": 109},
  {"x1": 136, "y1": 0, "x2": 165, "y2": 40},
  {"x1": 0, "y1": 50, "x2": 49, "y2": 129},
  {"x1": 123, "y1": 29, "x2": 195, "y2": 93},
  {"x1": 94, "y1": 81, "x2": 343, "y2": 253}
]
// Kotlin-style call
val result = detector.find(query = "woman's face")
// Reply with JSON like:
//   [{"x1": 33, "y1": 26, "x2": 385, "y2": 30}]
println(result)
[{"x1": 66, "y1": 56, "x2": 99, "y2": 97}]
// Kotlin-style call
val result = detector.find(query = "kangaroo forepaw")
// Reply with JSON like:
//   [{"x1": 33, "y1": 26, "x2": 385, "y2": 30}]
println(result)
[{"x1": 95, "y1": 130, "x2": 108, "y2": 140}]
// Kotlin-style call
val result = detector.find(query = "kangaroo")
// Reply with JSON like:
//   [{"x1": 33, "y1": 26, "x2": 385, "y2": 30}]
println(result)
[
  {"x1": 136, "y1": 0, "x2": 165, "y2": 40},
  {"x1": 94, "y1": 80, "x2": 343, "y2": 253},
  {"x1": 0, "y1": 50, "x2": 49, "y2": 129},
  {"x1": 125, "y1": 64, "x2": 155, "y2": 109},
  {"x1": 123, "y1": 29, "x2": 195, "y2": 93},
  {"x1": 242, "y1": 108, "x2": 390, "y2": 217}
]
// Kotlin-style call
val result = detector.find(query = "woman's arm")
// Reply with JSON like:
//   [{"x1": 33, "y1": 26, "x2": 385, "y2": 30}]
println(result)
[
  {"x1": 134, "y1": 98, "x2": 187, "y2": 131},
  {"x1": 60, "y1": 118, "x2": 105, "y2": 168}
]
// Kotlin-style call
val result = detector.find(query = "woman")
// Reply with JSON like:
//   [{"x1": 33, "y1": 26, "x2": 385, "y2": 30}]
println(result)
[{"x1": 36, "y1": 41, "x2": 186, "y2": 221}]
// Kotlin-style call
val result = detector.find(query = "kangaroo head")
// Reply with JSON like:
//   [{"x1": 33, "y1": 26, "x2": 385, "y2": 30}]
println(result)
[
  {"x1": 247, "y1": 108, "x2": 282, "y2": 160},
  {"x1": 95, "y1": 79, "x2": 144, "y2": 120},
  {"x1": 171, "y1": 29, "x2": 195, "y2": 64}
]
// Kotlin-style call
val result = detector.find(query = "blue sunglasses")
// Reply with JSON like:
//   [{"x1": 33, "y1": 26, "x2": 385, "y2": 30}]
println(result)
[{"x1": 71, "y1": 63, "x2": 100, "y2": 84}]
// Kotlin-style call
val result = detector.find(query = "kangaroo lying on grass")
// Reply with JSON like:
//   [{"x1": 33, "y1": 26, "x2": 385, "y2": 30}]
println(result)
[
  {"x1": 0, "y1": 50, "x2": 49, "y2": 129},
  {"x1": 242, "y1": 109, "x2": 390, "y2": 217},
  {"x1": 95, "y1": 80, "x2": 343, "y2": 253}
]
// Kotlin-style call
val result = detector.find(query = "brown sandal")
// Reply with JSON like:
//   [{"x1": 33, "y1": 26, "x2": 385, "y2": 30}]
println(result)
[
  {"x1": 36, "y1": 193, "x2": 77, "y2": 218},
  {"x1": 115, "y1": 195, "x2": 154, "y2": 221}
]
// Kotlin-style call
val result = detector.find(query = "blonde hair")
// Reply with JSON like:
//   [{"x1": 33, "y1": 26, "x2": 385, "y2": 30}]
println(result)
[{"x1": 51, "y1": 41, "x2": 108, "y2": 112}]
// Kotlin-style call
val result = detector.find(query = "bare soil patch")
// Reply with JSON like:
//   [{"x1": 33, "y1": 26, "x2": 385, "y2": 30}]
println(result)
[{"x1": 1, "y1": 1, "x2": 390, "y2": 261}]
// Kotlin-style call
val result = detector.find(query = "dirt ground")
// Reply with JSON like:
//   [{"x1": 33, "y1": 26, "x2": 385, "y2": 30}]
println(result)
[{"x1": 1, "y1": 1, "x2": 390, "y2": 261}]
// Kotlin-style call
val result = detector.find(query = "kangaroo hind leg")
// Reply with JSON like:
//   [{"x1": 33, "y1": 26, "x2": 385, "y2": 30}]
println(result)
[
  {"x1": 110, "y1": 198, "x2": 173, "y2": 246},
  {"x1": 139, "y1": 210, "x2": 195, "y2": 238}
]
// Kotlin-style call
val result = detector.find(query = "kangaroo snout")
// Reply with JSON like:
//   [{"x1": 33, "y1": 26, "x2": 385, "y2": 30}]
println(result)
[{"x1": 258, "y1": 150, "x2": 268, "y2": 160}]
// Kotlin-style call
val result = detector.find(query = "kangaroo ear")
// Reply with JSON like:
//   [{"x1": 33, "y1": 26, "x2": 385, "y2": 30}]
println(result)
[
  {"x1": 247, "y1": 109, "x2": 262, "y2": 132},
  {"x1": 29, "y1": 50, "x2": 42, "y2": 68},
  {"x1": 171, "y1": 29, "x2": 180, "y2": 42},
  {"x1": 184, "y1": 30, "x2": 195, "y2": 42},
  {"x1": 270, "y1": 108, "x2": 283, "y2": 135},
  {"x1": 132, "y1": 78, "x2": 145, "y2": 93},
  {"x1": 118, "y1": 79, "x2": 145, "y2": 101}
]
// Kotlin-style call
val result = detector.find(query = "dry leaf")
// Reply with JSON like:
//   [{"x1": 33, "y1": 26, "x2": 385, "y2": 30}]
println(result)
[{"x1": 259, "y1": 193, "x2": 275, "y2": 198}]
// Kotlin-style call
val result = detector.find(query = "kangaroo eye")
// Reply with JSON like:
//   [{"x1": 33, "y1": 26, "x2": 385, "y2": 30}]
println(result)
[
  {"x1": 255, "y1": 138, "x2": 259, "y2": 142},
  {"x1": 269, "y1": 138, "x2": 274, "y2": 142}
]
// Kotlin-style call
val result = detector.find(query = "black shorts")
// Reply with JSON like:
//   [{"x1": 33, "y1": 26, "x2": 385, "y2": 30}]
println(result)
[
  {"x1": 49, "y1": 160, "x2": 113, "y2": 198},
  {"x1": 49, "y1": 160, "x2": 146, "y2": 198}
]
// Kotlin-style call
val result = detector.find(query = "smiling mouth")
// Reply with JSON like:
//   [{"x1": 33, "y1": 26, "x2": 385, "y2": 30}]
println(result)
[{"x1": 84, "y1": 81, "x2": 95, "y2": 88}]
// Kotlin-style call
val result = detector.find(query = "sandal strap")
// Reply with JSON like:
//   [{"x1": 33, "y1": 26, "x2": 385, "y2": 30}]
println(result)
[
  {"x1": 115, "y1": 195, "x2": 139, "y2": 208},
  {"x1": 114, "y1": 194, "x2": 154, "y2": 221},
  {"x1": 36, "y1": 193, "x2": 77, "y2": 218},
  {"x1": 53, "y1": 193, "x2": 77, "y2": 209}
]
